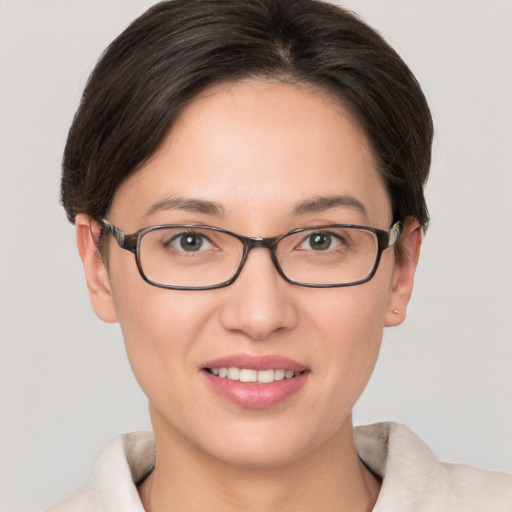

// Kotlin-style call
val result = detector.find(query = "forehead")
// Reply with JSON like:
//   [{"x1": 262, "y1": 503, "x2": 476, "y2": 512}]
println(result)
[{"x1": 110, "y1": 80, "x2": 392, "y2": 230}]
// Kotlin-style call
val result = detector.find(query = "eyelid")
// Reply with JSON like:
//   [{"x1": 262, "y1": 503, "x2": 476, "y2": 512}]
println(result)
[
  {"x1": 294, "y1": 229, "x2": 345, "y2": 250},
  {"x1": 164, "y1": 230, "x2": 215, "y2": 251}
]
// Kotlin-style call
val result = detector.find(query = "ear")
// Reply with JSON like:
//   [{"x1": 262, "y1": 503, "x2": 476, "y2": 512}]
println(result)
[
  {"x1": 385, "y1": 219, "x2": 422, "y2": 327},
  {"x1": 75, "y1": 214, "x2": 118, "y2": 323}
]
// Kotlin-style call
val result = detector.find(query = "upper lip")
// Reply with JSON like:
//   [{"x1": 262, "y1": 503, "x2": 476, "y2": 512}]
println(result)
[{"x1": 202, "y1": 354, "x2": 308, "y2": 372}]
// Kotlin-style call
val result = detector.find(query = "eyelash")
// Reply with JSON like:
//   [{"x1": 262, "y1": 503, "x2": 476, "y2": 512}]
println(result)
[{"x1": 165, "y1": 232, "x2": 215, "y2": 252}]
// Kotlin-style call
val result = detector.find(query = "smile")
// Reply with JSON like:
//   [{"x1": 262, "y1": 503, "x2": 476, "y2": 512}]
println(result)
[
  {"x1": 206, "y1": 367, "x2": 301, "y2": 383},
  {"x1": 202, "y1": 355, "x2": 309, "y2": 408}
]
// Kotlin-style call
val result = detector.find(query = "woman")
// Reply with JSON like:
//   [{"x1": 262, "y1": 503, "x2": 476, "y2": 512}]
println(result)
[{"x1": 49, "y1": 0, "x2": 512, "y2": 510}]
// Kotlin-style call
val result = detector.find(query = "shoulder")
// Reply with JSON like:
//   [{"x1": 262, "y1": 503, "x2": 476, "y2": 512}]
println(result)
[
  {"x1": 47, "y1": 431, "x2": 155, "y2": 512},
  {"x1": 355, "y1": 422, "x2": 512, "y2": 512}
]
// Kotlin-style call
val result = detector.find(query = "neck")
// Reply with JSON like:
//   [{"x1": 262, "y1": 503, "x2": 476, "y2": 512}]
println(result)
[{"x1": 139, "y1": 412, "x2": 381, "y2": 512}]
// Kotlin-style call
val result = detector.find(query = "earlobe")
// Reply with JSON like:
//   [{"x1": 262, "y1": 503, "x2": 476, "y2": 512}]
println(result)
[
  {"x1": 385, "y1": 219, "x2": 422, "y2": 327},
  {"x1": 75, "y1": 214, "x2": 118, "y2": 323}
]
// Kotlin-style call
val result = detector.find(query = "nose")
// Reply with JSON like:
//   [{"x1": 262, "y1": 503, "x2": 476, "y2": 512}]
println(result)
[{"x1": 219, "y1": 248, "x2": 298, "y2": 340}]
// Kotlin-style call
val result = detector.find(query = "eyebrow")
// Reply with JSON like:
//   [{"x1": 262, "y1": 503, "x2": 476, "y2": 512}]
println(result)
[
  {"x1": 144, "y1": 196, "x2": 225, "y2": 218},
  {"x1": 292, "y1": 195, "x2": 368, "y2": 217},
  {"x1": 143, "y1": 194, "x2": 367, "y2": 221}
]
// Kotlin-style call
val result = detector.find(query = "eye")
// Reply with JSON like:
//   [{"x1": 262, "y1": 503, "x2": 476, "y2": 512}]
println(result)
[
  {"x1": 167, "y1": 232, "x2": 214, "y2": 252},
  {"x1": 297, "y1": 231, "x2": 344, "y2": 251}
]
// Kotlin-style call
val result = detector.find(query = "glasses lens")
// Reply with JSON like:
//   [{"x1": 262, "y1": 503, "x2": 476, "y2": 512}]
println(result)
[
  {"x1": 276, "y1": 226, "x2": 379, "y2": 285},
  {"x1": 139, "y1": 227, "x2": 244, "y2": 288}
]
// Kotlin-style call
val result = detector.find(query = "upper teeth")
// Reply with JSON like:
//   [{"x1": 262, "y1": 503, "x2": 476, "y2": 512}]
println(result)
[{"x1": 210, "y1": 367, "x2": 298, "y2": 383}]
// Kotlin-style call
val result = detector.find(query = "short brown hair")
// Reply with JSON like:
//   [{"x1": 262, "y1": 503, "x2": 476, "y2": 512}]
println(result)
[{"x1": 61, "y1": 0, "x2": 433, "y2": 232}]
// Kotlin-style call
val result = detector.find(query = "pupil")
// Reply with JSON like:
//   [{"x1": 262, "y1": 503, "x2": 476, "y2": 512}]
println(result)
[
  {"x1": 181, "y1": 234, "x2": 202, "y2": 251},
  {"x1": 311, "y1": 233, "x2": 331, "y2": 250}
]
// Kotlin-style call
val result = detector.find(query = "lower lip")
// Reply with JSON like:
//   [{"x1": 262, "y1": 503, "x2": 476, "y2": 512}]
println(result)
[{"x1": 202, "y1": 370, "x2": 309, "y2": 409}]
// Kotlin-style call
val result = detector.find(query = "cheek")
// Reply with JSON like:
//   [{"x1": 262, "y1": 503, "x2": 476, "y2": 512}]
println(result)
[
  {"x1": 106, "y1": 254, "x2": 212, "y2": 394},
  {"x1": 315, "y1": 268, "x2": 392, "y2": 348},
  {"x1": 311, "y1": 270, "x2": 393, "y2": 401}
]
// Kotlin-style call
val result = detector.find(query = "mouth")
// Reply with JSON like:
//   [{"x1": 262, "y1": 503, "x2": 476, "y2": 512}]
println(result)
[
  {"x1": 205, "y1": 367, "x2": 306, "y2": 383},
  {"x1": 201, "y1": 355, "x2": 309, "y2": 409}
]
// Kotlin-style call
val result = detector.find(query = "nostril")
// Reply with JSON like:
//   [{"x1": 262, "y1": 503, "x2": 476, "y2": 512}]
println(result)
[{"x1": 219, "y1": 291, "x2": 298, "y2": 341}]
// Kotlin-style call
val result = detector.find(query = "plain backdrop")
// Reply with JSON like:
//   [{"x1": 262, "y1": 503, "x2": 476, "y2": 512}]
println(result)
[{"x1": 1, "y1": 1, "x2": 511, "y2": 510}]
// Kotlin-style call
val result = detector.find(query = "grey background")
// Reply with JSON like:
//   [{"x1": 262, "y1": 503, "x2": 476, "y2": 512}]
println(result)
[{"x1": 1, "y1": 1, "x2": 511, "y2": 510}]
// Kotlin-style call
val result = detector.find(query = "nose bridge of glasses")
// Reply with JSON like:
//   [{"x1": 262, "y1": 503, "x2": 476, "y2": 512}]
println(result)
[
  {"x1": 236, "y1": 235, "x2": 284, "y2": 280},
  {"x1": 242, "y1": 236, "x2": 284, "y2": 270},
  {"x1": 244, "y1": 236, "x2": 278, "y2": 251}
]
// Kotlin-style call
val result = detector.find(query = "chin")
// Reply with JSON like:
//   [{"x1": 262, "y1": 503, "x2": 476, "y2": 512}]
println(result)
[
  {"x1": 193, "y1": 416, "x2": 329, "y2": 470},
  {"x1": 209, "y1": 440, "x2": 306, "y2": 469}
]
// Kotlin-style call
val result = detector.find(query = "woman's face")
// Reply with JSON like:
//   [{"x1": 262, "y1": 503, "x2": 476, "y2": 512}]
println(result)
[{"x1": 80, "y1": 80, "x2": 417, "y2": 467}]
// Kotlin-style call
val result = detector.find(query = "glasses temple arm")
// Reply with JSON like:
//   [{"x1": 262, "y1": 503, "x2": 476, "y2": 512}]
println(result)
[{"x1": 101, "y1": 219, "x2": 127, "y2": 247}]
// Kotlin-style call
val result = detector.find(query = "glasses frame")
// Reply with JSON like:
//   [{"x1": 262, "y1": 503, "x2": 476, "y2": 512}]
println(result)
[{"x1": 100, "y1": 219, "x2": 402, "y2": 290}]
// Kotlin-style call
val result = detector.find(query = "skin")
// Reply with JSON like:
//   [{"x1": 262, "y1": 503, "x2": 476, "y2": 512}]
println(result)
[{"x1": 76, "y1": 80, "x2": 421, "y2": 512}]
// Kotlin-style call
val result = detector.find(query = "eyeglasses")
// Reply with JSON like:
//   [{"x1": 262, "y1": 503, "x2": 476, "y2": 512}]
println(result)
[{"x1": 100, "y1": 219, "x2": 402, "y2": 290}]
